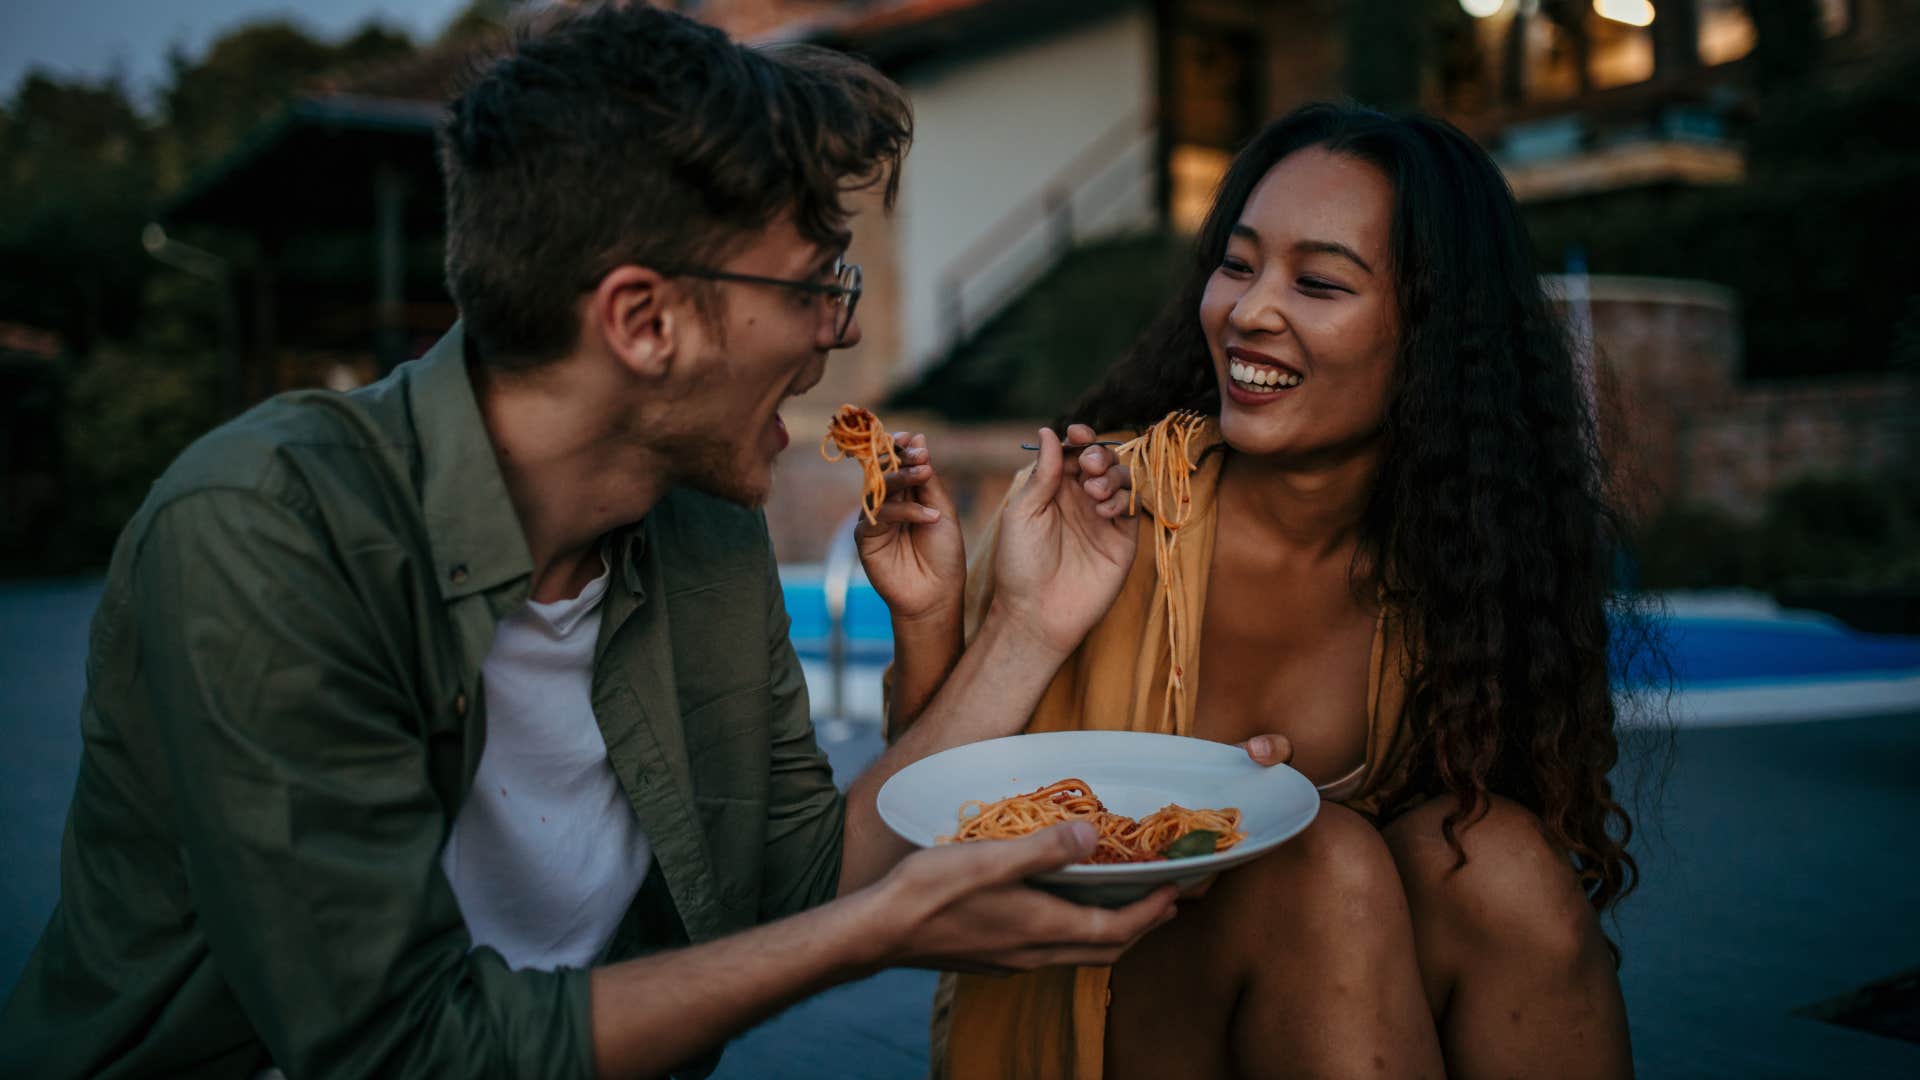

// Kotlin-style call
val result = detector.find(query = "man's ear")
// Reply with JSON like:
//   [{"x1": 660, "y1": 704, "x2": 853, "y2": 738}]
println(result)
[{"x1": 587, "y1": 265, "x2": 682, "y2": 380}]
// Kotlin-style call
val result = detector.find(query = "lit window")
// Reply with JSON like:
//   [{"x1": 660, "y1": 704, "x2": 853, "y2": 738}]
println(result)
[
  {"x1": 1166, "y1": 24, "x2": 1256, "y2": 234},
  {"x1": 1586, "y1": 10, "x2": 1654, "y2": 89},
  {"x1": 1523, "y1": 13, "x2": 1582, "y2": 101},
  {"x1": 1701, "y1": 0, "x2": 1852, "y2": 66},
  {"x1": 1170, "y1": 145, "x2": 1232, "y2": 235},
  {"x1": 1819, "y1": 0, "x2": 1852, "y2": 35},
  {"x1": 1698, "y1": 0, "x2": 1756, "y2": 65}
]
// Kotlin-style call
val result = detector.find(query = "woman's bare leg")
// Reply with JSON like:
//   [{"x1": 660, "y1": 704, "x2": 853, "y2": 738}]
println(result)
[
  {"x1": 1382, "y1": 795, "x2": 1632, "y2": 1079},
  {"x1": 1107, "y1": 804, "x2": 1443, "y2": 1079}
]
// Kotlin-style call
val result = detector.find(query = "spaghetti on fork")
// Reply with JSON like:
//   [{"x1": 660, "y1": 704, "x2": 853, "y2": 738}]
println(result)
[
  {"x1": 821, "y1": 404, "x2": 900, "y2": 525},
  {"x1": 1113, "y1": 409, "x2": 1212, "y2": 724}
]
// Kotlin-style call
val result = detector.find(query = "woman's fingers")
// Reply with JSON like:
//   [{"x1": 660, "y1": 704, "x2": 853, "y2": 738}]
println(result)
[
  {"x1": 1080, "y1": 460, "x2": 1131, "y2": 495},
  {"x1": 878, "y1": 464, "x2": 934, "y2": 492},
  {"x1": 913, "y1": 445, "x2": 962, "y2": 523},
  {"x1": 1238, "y1": 733, "x2": 1295, "y2": 765},
  {"x1": 867, "y1": 498, "x2": 942, "y2": 526},
  {"x1": 1014, "y1": 427, "x2": 1065, "y2": 520},
  {"x1": 879, "y1": 436, "x2": 933, "y2": 493},
  {"x1": 1083, "y1": 459, "x2": 1133, "y2": 518}
]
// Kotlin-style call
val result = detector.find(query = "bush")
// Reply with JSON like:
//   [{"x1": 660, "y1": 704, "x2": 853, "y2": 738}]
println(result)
[
  {"x1": 1634, "y1": 504, "x2": 1758, "y2": 590},
  {"x1": 1635, "y1": 473, "x2": 1920, "y2": 593},
  {"x1": 47, "y1": 275, "x2": 225, "y2": 569}
]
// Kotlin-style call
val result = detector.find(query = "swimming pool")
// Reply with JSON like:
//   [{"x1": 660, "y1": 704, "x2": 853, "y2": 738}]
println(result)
[{"x1": 780, "y1": 573, "x2": 1920, "y2": 717}]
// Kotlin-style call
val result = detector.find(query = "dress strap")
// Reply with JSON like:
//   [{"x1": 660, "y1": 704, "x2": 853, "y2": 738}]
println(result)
[{"x1": 1313, "y1": 761, "x2": 1369, "y2": 802}]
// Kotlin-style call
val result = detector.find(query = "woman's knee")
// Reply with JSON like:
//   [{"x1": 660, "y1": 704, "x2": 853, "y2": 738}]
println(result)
[
  {"x1": 1228, "y1": 802, "x2": 1411, "y2": 936},
  {"x1": 1384, "y1": 794, "x2": 1599, "y2": 968}
]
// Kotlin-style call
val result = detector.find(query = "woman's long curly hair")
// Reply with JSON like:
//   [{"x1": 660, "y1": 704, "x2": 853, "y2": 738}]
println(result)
[{"x1": 1067, "y1": 102, "x2": 1665, "y2": 918}]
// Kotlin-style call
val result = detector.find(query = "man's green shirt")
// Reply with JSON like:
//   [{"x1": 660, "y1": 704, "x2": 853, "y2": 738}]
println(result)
[{"x1": 0, "y1": 327, "x2": 846, "y2": 1077}]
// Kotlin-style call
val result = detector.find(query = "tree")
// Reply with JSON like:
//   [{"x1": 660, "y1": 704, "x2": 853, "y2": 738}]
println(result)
[
  {"x1": 159, "y1": 20, "x2": 413, "y2": 184},
  {"x1": 0, "y1": 75, "x2": 158, "y2": 352},
  {"x1": 2, "y1": 16, "x2": 422, "y2": 569},
  {"x1": 439, "y1": 0, "x2": 522, "y2": 44}
]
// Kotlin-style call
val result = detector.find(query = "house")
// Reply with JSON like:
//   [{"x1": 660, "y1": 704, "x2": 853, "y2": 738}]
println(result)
[{"x1": 156, "y1": 0, "x2": 1918, "y2": 558}]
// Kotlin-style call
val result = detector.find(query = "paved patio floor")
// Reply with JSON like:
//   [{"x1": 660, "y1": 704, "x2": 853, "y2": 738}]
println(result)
[{"x1": 4, "y1": 578, "x2": 1917, "y2": 1077}]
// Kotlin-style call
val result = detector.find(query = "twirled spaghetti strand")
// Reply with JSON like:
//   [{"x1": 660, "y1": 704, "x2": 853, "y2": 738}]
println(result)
[
  {"x1": 1115, "y1": 410, "x2": 1209, "y2": 725},
  {"x1": 821, "y1": 404, "x2": 900, "y2": 525}
]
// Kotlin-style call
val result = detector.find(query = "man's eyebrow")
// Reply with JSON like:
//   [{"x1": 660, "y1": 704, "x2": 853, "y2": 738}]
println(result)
[{"x1": 1229, "y1": 224, "x2": 1374, "y2": 275}]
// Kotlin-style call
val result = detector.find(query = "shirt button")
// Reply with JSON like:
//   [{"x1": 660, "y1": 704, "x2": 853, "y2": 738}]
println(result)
[
  {"x1": 454, "y1": 692, "x2": 468, "y2": 717},
  {"x1": 449, "y1": 564, "x2": 469, "y2": 585}
]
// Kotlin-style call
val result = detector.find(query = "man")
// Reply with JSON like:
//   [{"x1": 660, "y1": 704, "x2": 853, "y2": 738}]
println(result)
[{"x1": 0, "y1": 5, "x2": 1177, "y2": 1077}]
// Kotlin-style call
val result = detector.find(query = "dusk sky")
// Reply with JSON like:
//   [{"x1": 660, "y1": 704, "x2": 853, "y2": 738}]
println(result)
[{"x1": 1, "y1": 0, "x2": 473, "y2": 104}]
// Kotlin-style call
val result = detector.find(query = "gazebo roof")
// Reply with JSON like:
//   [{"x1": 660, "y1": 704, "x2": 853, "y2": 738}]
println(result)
[{"x1": 161, "y1": 95, "x2": 446, "y2": 233}]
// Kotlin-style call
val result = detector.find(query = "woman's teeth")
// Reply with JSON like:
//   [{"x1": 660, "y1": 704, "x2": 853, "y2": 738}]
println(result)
[{"x1": 1229, "y1": 360, "x2": 1301, "y2": 391}]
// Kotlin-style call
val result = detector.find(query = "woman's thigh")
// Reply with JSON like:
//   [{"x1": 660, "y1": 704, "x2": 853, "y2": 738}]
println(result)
[
  {"x1": 1382, "y1": 794, "x2": 1631, "y2": 1079},
  {"x1": 1106, "y1": 803, "x2": 1441, "y2": 1080}
]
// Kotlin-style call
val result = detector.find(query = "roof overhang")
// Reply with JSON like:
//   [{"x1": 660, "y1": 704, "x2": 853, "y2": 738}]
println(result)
[
  {"x1": 809, "y1": 0, "x2": 1140, "y2": 72},
  {"x1": 1503, "y1": 140, "x2": 1747, "y2": 203},
  {"x1": 162, "y1": 95, "x2": 446, "y2": 233}
]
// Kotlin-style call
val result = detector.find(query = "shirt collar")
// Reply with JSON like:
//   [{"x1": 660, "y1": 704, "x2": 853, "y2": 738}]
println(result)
[
  {"x1": 405, "y1": 323, "x2": 535, "y2": 603},
  {"x1": 403, "y1": 322, "x2": 650, "y2": 603},
  {"x1": 612, "y1": 522, "x2": 649, "y2": 599}
]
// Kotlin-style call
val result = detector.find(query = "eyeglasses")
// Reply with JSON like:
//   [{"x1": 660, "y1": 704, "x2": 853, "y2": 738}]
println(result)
[{"x1": 663, "y1": 259, "x2": 863, "y2": 344}]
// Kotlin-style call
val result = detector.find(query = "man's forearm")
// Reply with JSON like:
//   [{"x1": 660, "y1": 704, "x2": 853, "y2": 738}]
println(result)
[
  {"x1": 837, "y1": 603, "x2": 1070, "y2": 894},
  {"x1": 590, "y1": 888, "x2": 886, "y2": 1079}
]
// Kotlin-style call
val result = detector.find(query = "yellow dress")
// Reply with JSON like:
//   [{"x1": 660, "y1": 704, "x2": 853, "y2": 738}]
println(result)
[{"x1": 897, "y1": 418, "x2": 1415, "y2": 1080}]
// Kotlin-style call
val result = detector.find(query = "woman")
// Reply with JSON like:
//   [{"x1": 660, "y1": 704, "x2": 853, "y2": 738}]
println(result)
[{"x1": 862, "y1": 102, "x2": 1655, "y2": 1078}]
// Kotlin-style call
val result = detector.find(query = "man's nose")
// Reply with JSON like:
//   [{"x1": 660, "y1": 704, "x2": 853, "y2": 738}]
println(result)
[{"x1": 830, "y1": 309, "x2": 863, "y2": 349}]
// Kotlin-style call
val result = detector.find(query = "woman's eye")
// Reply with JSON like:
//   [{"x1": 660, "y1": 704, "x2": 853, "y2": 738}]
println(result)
[
  {"x1": 1298, "y1": 277, "x2": 1344, "y2": 294},
  {"x1": 1219, "y1": 257, "x2": 1253, "y2": 275}
]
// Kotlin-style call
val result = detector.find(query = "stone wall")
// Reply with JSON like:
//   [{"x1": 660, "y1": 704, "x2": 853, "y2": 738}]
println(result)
[
  {"x1": 1681, "y1": 379, "x2": 1918, "y2": 517},
  {"x1": 1570, "y1": 274, "x2": 1917, "y2": 521}
]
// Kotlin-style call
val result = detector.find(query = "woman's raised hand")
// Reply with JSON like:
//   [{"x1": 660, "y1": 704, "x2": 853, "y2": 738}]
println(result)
[
  {"x1": 991, "y1": 427, "x2": 1139, "y2": 656},
  {"x1": 855, "y1": 432, "x2": 966, "y2": 626}
]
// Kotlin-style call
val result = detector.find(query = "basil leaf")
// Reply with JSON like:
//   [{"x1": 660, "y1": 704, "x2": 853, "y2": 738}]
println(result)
[{"x1": 1161, "y1": 829, "x2": 1219, "y2": 860}]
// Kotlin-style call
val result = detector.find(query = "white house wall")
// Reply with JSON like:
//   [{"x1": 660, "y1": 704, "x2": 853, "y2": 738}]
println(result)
[{"x1": 893, "y1": 4, "x2": 1156, "y2": 376}]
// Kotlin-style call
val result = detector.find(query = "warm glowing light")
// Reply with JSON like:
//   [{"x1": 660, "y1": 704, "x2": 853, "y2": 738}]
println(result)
[
  {"x1": 1459, "y1": 0, "x2": 1505, "y2": 16},
  {"x1": 1593, "y1": 0, "x2": 1655, "y2": 26}
]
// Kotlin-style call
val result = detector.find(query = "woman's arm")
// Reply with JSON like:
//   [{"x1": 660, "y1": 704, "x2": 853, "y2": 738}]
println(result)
[
  {"x1": 840, "y1": 427, "x2": 1142, "y2": 892},
  {"x1": 855, "y1": 431, "x2": 966, "y2": 737}
]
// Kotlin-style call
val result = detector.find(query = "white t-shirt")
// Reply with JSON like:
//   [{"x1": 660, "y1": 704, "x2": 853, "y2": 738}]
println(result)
[{"x1": 440, "y1": 556, "x2": 652, "y2": 970}]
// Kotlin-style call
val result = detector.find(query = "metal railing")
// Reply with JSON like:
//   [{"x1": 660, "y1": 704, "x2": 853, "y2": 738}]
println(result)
[
  {"x1": 816, "y1": 510, "x2": 864, "y2": 743},
  {"x1": 935, "y1": 109, "x2": 1159, "y2": 354}
]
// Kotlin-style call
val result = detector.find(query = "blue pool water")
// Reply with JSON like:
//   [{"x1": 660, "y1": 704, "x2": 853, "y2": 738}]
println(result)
[
  {"x1": 780, "y1": 577, "x2": 1920, "y2": 687},
  {"x1": 1664, "y1": 616, "x2": 1920, "y2": 687}
]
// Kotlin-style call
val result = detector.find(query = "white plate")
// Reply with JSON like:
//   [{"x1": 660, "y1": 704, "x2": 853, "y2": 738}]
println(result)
[{"x1": 877, "y1": 730, "x2": 1320, "y2": 907}]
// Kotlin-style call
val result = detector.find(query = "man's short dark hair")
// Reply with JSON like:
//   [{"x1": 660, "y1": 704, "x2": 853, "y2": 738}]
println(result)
[{"x1": 439, "y1": 2, "x2": 912, "y2": 367}]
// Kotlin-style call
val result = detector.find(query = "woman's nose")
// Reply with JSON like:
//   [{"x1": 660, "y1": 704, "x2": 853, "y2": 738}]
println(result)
[{"x1": 1230, "y1": 279, "x2": 1290, "y2": 336}]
